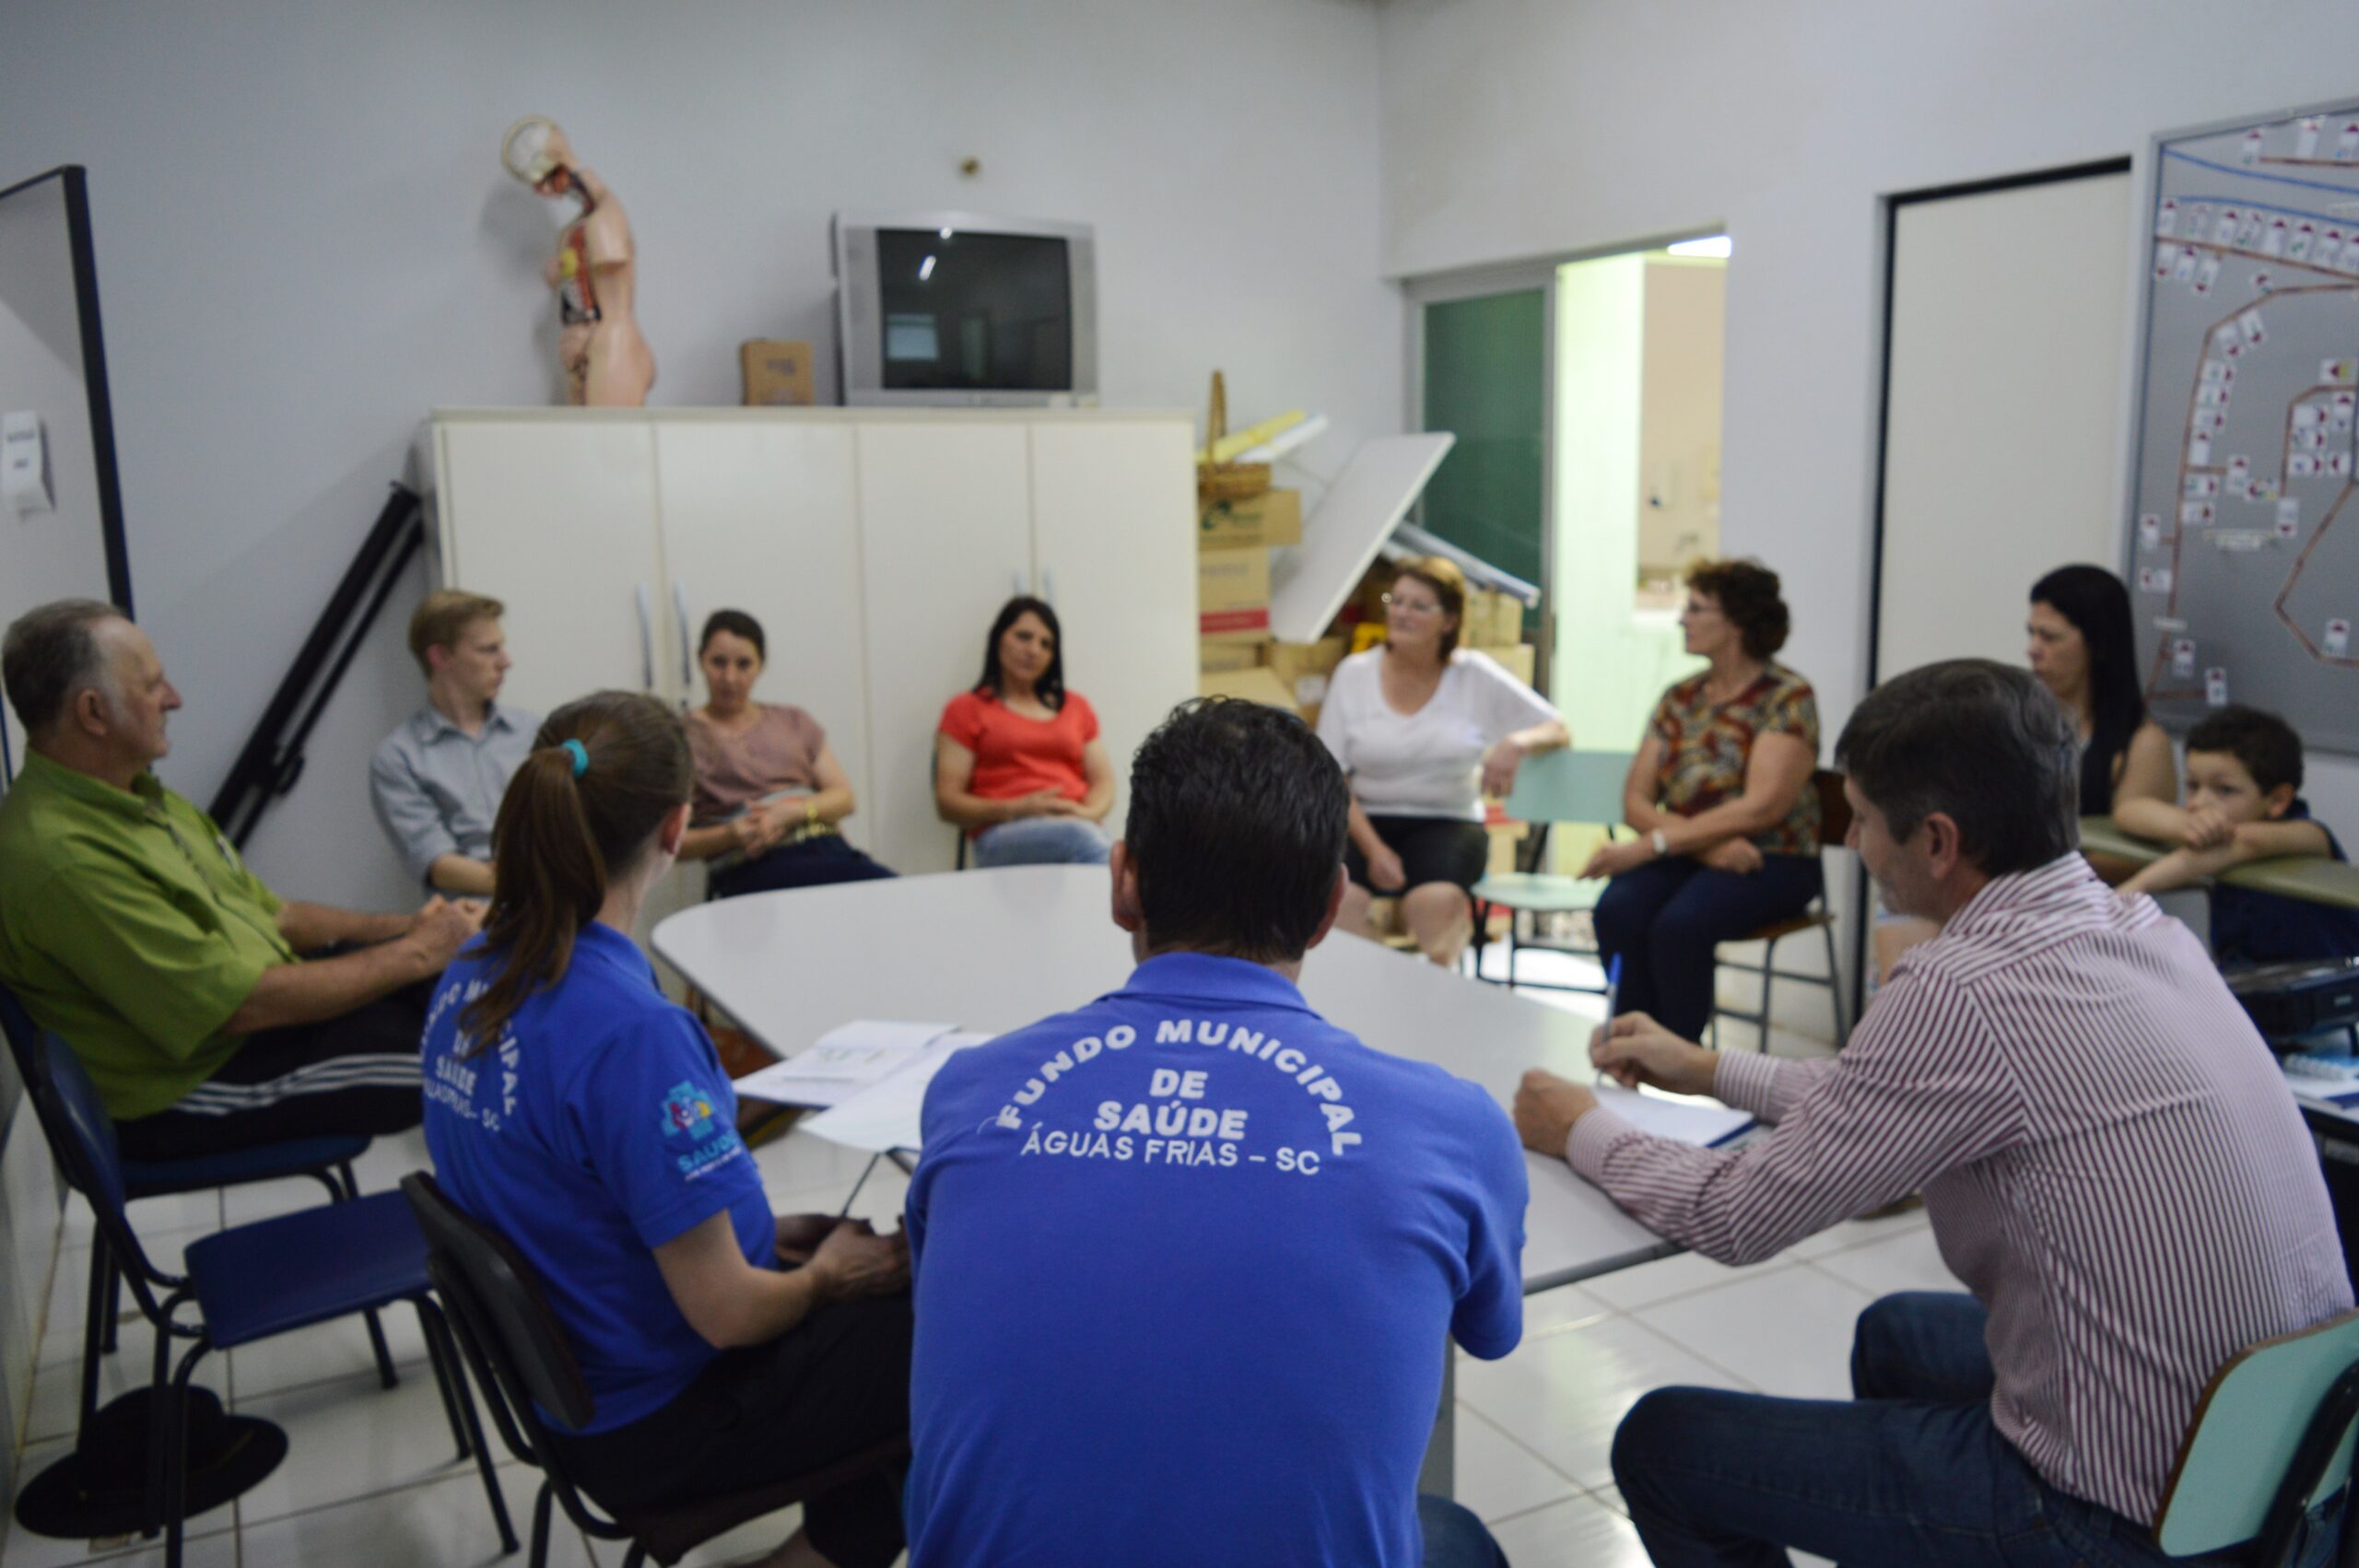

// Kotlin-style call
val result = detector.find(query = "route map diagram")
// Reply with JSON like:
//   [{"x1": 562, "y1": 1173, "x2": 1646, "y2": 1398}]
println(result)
[{"x1": 2129, "y1": 104, "x2": 2359, "y2": 755}]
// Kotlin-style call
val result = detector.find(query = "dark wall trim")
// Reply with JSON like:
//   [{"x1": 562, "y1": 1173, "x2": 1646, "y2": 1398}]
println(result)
[
  {"x1": 1878, "y1": 156, "x2": 2135, "y2": 218},
  {"x1": 2, "y1": 164, "x2": 133, "y2": 614}
]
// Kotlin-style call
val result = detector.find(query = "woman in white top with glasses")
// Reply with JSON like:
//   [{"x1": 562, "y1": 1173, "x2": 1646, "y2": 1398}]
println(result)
[{"x1": 1316, "y1": 556, "x2": 1567, "y2": 967}]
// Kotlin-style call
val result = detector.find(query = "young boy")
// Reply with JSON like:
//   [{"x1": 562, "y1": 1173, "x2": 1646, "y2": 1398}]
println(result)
[
  {"x1": 369, "y1": 591, "x2": 535, "y2": 895},
  {"x1": 2117, "y1": 705, "x2": 2359, "y2": 966}
]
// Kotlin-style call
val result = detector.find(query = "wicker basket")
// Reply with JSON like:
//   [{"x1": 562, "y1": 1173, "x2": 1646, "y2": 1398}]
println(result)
[{"x1": 1197, "y1": 371, "x2": 1273, "y2": 503}]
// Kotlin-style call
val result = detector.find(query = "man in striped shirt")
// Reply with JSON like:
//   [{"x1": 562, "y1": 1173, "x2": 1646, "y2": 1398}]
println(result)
[{"x1": 1515, "y1": 660, "x2": 2350, "y2": 1567}]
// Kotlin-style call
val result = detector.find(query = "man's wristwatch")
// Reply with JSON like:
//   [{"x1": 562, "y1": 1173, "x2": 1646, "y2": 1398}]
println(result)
[{"x1": 1650, "y1": 828, "x2": 1670, "y2": 858}]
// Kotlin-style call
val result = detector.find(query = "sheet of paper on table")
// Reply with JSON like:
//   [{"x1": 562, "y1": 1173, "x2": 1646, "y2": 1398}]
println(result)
[
  {"x1": 731, "y1": 1020, "x2": 958, "y2": 1108},
  {"x1": 1592, "y1": 1083, "x2": 1755, "y2": 1147},
  {"x1": 800, "y1": 1031, "x2": 998, "y2": 1152}
]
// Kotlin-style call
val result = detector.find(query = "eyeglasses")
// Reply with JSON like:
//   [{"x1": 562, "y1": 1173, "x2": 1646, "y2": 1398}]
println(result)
[{"x1": 1380, "y1": 592, "x2": 1442, "y2": 614}]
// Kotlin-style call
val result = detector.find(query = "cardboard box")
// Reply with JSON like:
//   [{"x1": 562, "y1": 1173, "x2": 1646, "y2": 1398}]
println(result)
[
  {"x1": 1198, "y1": 638, "x2": 1265, "y2": 673},
  {"x1": 1198, "y1": 546, "x2": 1272, "y2": 643},
  {"x1": 1461, "y1": 586, "x2": 1526, "y2": 648},
  {"x1": 1461, "y1": 586, "x2": 1493, "y2": 639},
  {"x1": 1472, "y1": 642, "x2": 1536, "y2": 686},
  {"x1": 1198, "y1": 488, "x2": 1302, "y2": 550},
  {"x1": 740, "y1": 339, "x2": 816, "y2": 406},
  {"x1": 1199, "y1": 665, "x2": 1299, "y2": 714},
  {"x1": 1266, "y1": 636, "x2": 1347, "y2": 710}
]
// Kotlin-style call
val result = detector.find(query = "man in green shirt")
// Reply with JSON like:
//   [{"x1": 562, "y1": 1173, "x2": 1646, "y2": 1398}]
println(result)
[{"x1": 0, "y1": 600, "x2": 479, "y2": 1160}]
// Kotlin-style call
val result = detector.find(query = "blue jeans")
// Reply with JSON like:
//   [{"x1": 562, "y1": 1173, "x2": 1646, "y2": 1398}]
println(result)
[
  {"x1": 971, "y1": 815, "x2": 1112, "y2": 867},
  {"x1": 1613, "y1": 1292, "x2": 2342, "y2": 1566},
  {"x1": 708, "y1": 834, "x2": 896, "y2": 899},
  {"x1": 1419, "y1": 1494, "x2": 1508, "y2": 1567},
  {"x1": 1591, "y1": 851, "x2": 1823, "y2": 1039}
]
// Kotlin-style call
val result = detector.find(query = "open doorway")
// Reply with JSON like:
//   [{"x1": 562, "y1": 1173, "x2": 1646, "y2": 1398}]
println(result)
[
  {"x1": 1410, "y1": 235, "x2": 1731, "y2": 872},
  {"x1": 1549, "y1": 240, "x2": 1727, "y2": 778}
]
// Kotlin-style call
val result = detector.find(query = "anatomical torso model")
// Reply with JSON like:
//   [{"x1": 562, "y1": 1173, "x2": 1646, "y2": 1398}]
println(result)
[{"x1": 501, "y1": 117, "x2": 655, "y2": 407}]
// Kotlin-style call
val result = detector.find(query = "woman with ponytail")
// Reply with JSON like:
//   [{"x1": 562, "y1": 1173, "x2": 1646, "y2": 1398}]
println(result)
[{"x1": 419, "y1": 692, "x2": 911, "y2": 1568}]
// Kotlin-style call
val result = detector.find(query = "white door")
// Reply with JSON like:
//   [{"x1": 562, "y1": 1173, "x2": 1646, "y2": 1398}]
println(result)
[
  {"x1": 1876, "y1": 170, "x2": 2131, "y2": 678},
  {"x1": 653, "y1": 422, "x2": 872, "y2": 848},
  {"x1": 1028, "y1": 419, "x2": 1197, "y2": 822},
  {"x1": 855, "y1": 421, "x2": 1033, "y2": 872},
  {"x1": 434, "y1": 419, "x2": 665, "y2": 722}
]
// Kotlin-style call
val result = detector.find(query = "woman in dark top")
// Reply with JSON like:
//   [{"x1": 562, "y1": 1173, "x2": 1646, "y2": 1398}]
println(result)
[{"x1": 2025, "y1": 566, "x2": 2176, "y2": 820}]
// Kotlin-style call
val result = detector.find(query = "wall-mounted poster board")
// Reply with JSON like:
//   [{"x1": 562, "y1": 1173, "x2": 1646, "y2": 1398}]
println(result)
[
  {"x1": 0, "y1": 165, "x2": 132, "y2": 788},
  {"x1": 2125, "y1": 103, "x2": 2359, "y2": 755}
]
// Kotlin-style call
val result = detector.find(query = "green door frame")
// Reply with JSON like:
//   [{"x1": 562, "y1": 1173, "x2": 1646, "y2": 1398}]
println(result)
[
  {"x1": 1403, "y1": 259, "x2": 1561, "y2": 695},
  {"x1": 1402, "y1": 230, "x2": 1729, "y2": 706}
]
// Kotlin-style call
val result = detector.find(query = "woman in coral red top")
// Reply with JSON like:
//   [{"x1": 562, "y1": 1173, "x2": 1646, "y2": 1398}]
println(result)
[{"x1": 933, "y1": 597, "x2": 1117, "y2": 867}]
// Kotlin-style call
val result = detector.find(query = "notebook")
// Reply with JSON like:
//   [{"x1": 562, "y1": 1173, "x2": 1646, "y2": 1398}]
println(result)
[{"x1": 1591, "y1": 1083, "x2": 1755, "y2": 1148}]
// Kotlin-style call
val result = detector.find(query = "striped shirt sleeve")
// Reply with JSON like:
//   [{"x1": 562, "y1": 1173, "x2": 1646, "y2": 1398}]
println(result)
[{"x1": 1566, "y1": 964, "x2": 2029, "y2": 1266}]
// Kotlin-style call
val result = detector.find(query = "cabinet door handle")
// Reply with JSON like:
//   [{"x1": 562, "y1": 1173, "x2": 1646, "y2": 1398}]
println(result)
[
  {"x1": 673, "y1": 580, "x2": 693, "y2": 690},
  {"x1": 1043, "y1": 569, "x2": 1057, "y2": 606},
  {"x1": 634, "y1": 583, "x2": 655, "y2": 692},
  {"x1": 1010, "y1": 568, "x2": 1026, "y2": 599}
]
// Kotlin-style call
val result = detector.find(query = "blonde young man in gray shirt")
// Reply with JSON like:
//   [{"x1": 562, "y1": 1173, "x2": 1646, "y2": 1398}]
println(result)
[{"x1": 370, "y1": 591, "x2": 537, "y2": 895}]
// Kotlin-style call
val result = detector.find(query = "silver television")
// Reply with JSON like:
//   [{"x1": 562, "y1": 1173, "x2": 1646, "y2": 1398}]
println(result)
[{"x1": 832, "y1": 210, "x2": 1097, "y2": 407}]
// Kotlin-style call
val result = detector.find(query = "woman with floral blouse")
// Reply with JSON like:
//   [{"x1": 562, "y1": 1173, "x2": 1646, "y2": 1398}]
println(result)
[{"x1": 1582, "y1": 559, "x2": 1822, "y2": 1039}]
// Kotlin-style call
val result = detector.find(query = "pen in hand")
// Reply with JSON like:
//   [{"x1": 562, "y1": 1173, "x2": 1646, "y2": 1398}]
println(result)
[{"x1": 1596, "y1": 954, "x2": 1623, "y2": 1085}]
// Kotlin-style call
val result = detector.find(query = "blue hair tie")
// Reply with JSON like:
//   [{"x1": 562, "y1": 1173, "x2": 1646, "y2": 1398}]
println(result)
[{"x1": 560, "y1": 739, "x2": 590, "y2": 778}]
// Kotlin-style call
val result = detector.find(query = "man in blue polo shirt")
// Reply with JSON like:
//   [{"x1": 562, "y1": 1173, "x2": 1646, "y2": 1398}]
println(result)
[{"x1": 906, "y1": 697, "x2": 1526, "y2": 1568}]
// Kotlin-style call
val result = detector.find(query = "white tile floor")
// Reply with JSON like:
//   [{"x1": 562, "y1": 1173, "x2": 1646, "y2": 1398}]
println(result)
[{"x1": 1, "y1": 947, "x2": 1941, "y2": 1567}]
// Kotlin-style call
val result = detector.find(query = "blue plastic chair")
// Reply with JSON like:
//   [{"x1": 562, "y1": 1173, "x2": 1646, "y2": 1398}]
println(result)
[
  {"x1": 1467, "y1": 749, "x2": 1635, "y2": 991},
  {"x1": 2154, "y1": 1307, "x2": 2359, "y2": 1562},
  {"x1": 0, "y1": 984, "x2": 395, "y2": 1437},
  {"x1": 12, "y1": 1024, "x2": 515, "y2": 1566}
]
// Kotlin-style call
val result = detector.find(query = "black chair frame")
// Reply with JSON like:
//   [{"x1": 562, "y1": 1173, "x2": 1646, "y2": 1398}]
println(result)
[
  {"x1": 403, "y1": 1172, "x2": 906, "y2": 1568},
  {"x1": 2248, "y1": 1361, "x2": 2359, "y2": 1566}
]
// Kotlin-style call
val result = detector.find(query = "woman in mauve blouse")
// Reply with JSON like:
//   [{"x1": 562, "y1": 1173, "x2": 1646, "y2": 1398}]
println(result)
[{"x1": 677, "y1": 609, "x2": 893, "y2": 898}]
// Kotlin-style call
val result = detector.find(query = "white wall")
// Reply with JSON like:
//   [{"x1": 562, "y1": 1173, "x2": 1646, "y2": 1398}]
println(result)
[
  {"x1": 1379, "y1": 0, "x2": 2359, "y2": 829},
  {"x1": 0, "y1": 173, "x2": 116, "y2": 789},
  {"x1": 0, "y1": 0, "x2": 1399, "y2": 911},
  {"x1": 1877, "y1": 173, "x2": 2131, "y2": 681}
]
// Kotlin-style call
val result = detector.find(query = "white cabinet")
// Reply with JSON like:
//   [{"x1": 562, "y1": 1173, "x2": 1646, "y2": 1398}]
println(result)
[
  {"x1": 653, "y1": 423, "x2": 871, "y2": 851},
  {"x1": 433, "y1": 420, "x2": 665, "y2": 717},
  {"x1": 1027, "y1": 419, "x2": 1197, "y2": 837},
  {"x1": 856, "y1": 422, "x2": 1037, "y2": 872},
  {"x1": 428, "y1": 409, "x2": 1193, "y2": 881}
]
